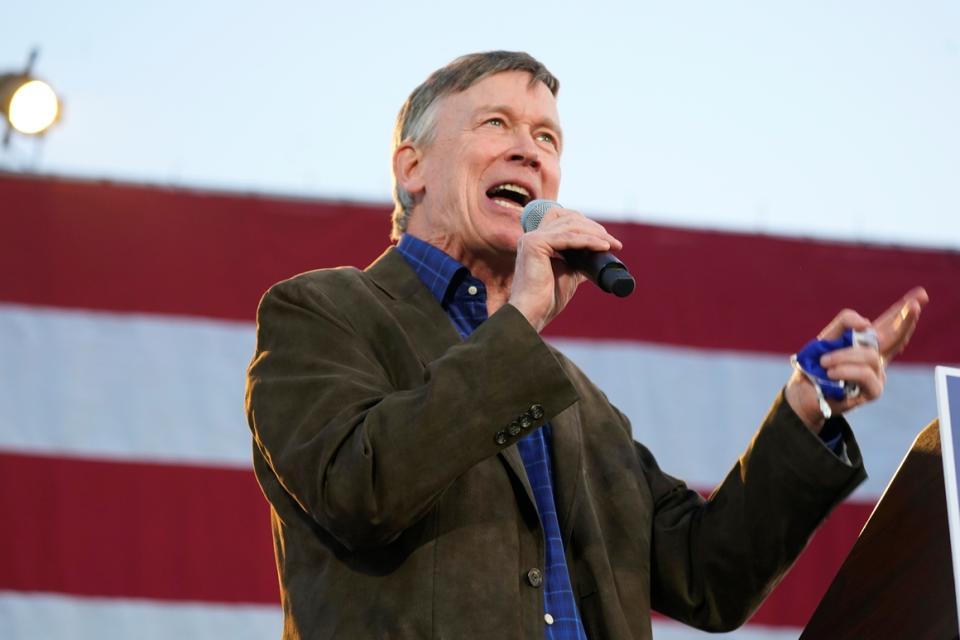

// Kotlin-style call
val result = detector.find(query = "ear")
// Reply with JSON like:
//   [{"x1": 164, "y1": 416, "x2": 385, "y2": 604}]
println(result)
[{"x1": 393, "y1": 142, "x2": 425, "y2": 199}]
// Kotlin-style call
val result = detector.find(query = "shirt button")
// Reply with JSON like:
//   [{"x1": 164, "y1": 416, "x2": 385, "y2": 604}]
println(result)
[
  {"x1": 544, "y1": 613, "x2": 554, "y2": 625},
  {"x1": 526, "y1": 568, "x2": 543, "y2": 588},
  {"x1": 467, "y1": 285, "x2": 478, "y2": 295}
]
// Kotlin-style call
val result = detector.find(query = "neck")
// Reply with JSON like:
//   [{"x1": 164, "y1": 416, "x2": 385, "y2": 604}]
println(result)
[
  {"x1": 405, "y1": 229, "x2": 516, "y2": 317},
  {"x1": 460, "y1": 253, "x2": 514, "y2": 316}
]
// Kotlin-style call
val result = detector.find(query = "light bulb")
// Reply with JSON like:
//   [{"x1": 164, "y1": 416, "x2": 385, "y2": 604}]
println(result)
[{"x1": 8, "y1": 79, "x2": 59, "y2": 135}]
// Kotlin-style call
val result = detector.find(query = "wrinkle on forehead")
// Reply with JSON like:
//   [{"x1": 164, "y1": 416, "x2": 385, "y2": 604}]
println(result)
[{"x1": 436, "y1": 72, "x2": 560, "y2": 123}]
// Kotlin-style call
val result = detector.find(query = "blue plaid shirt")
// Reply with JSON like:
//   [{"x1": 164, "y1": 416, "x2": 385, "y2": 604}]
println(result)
[{"x1": 397, "y1": 234, "x2": 588, "y2": 640}]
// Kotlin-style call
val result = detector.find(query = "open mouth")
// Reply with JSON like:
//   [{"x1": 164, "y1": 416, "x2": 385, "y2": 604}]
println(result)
[{"x1": 486, "y1": 183, "x2": 532, "y2": 211}]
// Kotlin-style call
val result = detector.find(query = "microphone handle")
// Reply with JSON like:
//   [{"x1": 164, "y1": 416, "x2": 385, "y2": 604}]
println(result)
[{"x1": 561, "y1": 249, "x2": 636, "y2": 298}]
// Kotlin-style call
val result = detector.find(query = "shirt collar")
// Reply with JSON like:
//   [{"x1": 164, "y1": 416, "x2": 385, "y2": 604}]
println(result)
[{"x1": 395, "y1": 234, "x2": 469, "y2": 306}]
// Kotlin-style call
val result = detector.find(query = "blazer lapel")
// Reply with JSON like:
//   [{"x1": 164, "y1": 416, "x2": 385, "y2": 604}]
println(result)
[
  {"x1": 365, "y1": 247, "x2": 539, "y2": 511},
  {"x1": 549, "y1": 386, "x2": 584, "y2": 538},
  {"x1": 365, "y1": 248, "x2": 461, "y2": 366},
  {"x1": 499, "y1": 445, "x2": 537, "y2": 512}
]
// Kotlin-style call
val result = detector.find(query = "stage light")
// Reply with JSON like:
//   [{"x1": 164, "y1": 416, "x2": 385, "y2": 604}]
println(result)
[
  {"x1": 6, "y1": 79, "x2": 59, "y2": 134},
  {"x1": 1, "y1": 48, "x2": 61, "y2": 147}
]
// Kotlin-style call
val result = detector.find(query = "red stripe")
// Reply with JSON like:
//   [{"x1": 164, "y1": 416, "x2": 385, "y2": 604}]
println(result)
[
  {"x1": 651, "y1": 491, "x2": 872, "y2": 630},
  {"x1": 747, "y1": 500, "x2": 872, "y2": 628},
  {"x1": 1, "y1": 173, "x2": 956, "y2": 361},
  {"x1": 0, "y1": 449, "x2": 869, "y2": 627},
  {"x1": 0, "y1": 451, "x2": 277, "y2": 604}
]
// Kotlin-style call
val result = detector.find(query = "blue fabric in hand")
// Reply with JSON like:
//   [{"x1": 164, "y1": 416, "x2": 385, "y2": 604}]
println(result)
[{"x1": 793, "y1": 329, "x2": 878, "y2": 401}]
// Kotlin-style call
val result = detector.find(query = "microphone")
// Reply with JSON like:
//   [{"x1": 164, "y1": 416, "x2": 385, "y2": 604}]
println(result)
[{"x1": 520, "y1": 199, "x2": 636, "y2": 298}]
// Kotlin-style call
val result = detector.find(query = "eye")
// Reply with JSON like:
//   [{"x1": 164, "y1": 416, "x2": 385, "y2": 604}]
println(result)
[
  {"x1": 485, "y1": 117, "x2": 505, "y2": 127},
  {"x1": 536, "y1": 131, "x2": 558, "y2": 149}
]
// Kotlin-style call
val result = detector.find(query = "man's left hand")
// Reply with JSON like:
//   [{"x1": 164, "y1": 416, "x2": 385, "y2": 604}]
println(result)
[{"x1": 785, "y1": 286, "x2": 930, "y2": 432}]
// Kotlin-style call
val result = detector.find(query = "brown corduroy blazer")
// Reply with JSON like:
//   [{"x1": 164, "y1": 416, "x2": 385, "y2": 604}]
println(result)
[{"x1": 245, "y1": 247, "x2": 866, "y2": 639}]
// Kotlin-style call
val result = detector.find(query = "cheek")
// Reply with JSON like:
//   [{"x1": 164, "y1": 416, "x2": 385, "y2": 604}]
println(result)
[
  {"x1": 545, "y1": 161, "x2": 561, "y2": 196},
  {"x1": 425, "y1": 141, "x2": 466, "y2": 180}
]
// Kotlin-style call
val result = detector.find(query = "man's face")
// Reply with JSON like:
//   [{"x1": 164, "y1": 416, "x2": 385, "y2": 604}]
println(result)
[{"x1": 405, "y1": 71, "x2": 562, "y2": 265}]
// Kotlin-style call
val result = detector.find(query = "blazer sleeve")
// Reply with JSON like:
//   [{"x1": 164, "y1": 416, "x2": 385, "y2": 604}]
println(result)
[
  {"x1": 644, "y1": 391, "x2": 866, "y2": 631},
  {"x1": 245, "y1": 272, "x2": 579, "y2": 551}
]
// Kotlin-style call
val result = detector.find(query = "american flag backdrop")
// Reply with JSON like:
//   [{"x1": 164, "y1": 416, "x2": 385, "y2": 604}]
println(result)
[{"x1": 1, "y1": 173, "x2": 958, "y2": 639}]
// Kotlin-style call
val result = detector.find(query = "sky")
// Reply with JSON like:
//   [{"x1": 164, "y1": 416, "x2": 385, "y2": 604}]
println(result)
[{"x1": 3, "y1": 0, "x2": 959, "y2": 249}]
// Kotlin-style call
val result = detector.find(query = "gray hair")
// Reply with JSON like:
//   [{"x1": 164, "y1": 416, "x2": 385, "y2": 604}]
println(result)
[{"x1": 390, "y1": 51, "x2": 560, "y2": 241}]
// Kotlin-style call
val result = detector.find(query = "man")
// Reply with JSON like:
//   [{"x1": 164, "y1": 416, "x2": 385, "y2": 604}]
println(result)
[{"x1": 246, "y1": 51, "x2": 928, "y2": 639}]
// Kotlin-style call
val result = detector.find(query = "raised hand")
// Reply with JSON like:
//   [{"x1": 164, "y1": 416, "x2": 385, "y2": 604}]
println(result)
[{"x1": 785, "y1": 287, "x2": 930, "y2": 431}]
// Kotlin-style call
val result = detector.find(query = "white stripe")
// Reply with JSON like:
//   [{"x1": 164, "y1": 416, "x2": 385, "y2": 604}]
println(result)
[
  {"x1": 0, "y1": 591, "x2": 280, "y2": 640},
  {"x1": 0, "y1": 591, "x2": 796, "y2": 639},
  {"x1": 0, "y1": 304, "x2": 254, "y2": 468},
  {"x1": 652, "y1": 618, "x2": 801, "y2": 640},
  {"x1": 552, "y1": 338, "x2": 938, "y2": 498},
  {"x1": 0, "y1": 304, "x2": 939, "y2": 497}
]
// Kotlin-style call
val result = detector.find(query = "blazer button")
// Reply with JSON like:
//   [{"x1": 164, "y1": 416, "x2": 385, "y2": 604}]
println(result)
[
  {"x1": 529, "y1": 404, "x2": 545, "y2": 420},
  {"x1": 508, "y1": 421, "x2": 522, "y2": 437},
  {"x1": 519, "y1": 414, "x2": 534, "y2": 429},
  {"x1": 526, "y1": 568, "x2": 543, "y2": 588},
  {"x1": 494, "y1": 431, "x2": 507, "y2": 445}
]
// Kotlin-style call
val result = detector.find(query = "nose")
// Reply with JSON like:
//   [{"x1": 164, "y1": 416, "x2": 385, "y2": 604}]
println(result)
[{"x1": 507, "y1": 129, "x2": 541, "y2": 170}]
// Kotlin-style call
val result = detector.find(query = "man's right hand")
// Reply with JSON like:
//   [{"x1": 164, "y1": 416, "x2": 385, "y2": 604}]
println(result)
[{"x1": 508, "y1": 205, "x2": 623, "y2": 333}]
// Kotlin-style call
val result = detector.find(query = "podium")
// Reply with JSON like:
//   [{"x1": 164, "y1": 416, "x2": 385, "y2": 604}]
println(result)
[{"x1": 802, "y1": 420, "x2": 959, "y2": 638}]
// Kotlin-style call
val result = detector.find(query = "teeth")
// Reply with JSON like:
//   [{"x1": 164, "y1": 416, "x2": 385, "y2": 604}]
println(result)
[
  {"x1": 496, "y1": 183, "x2": 529, "y2": 197},
  {"x1": 492, "y1": 198, "x2": 523, "y2": 210},
  {"x1": 487, "y1": 183, "x2": 532, "y2": 210}
]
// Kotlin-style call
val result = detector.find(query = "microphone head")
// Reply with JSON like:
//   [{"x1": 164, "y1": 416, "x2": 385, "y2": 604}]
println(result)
[{"x1": 520, "y1": 199, "x2": 562, "y2": 232}]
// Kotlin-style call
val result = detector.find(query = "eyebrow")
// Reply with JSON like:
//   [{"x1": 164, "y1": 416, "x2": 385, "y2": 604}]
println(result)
[{"x1": 475, "y1": 104, "x2": 564, "y2": 144}]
